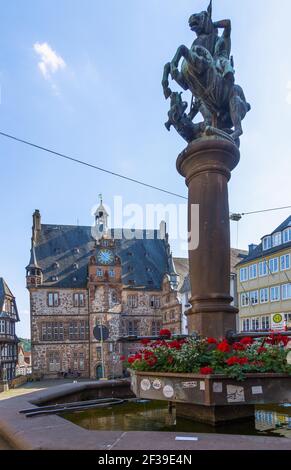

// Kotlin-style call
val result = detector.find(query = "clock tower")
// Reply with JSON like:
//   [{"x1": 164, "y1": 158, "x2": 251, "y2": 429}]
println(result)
[{"x1": 88, "y1": 235, "x2": 123, "y2": 379}]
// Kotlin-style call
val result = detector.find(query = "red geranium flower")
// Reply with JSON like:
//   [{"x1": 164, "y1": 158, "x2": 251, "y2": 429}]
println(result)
[
  {"x1": 270, "y1": 334, "x2": 289, "y2": 346},
  {"x1": 141, "y1": 338, "x2": 151, "y2": 345},
  {"x1": 146, "y1": 356, "x2": 157, "y2": 367},
  {"x1": 167, "y1": 356, "x2": 174, "y2": 365},
  {"x1": 217, "y1": 340, "x2": 231, "y2": 353},
  {"x1": 128, "y1": 356, "x2": 136, "y2": 364},
  {"x1": 168, "y1": 340, "x2": 182, "y2": 350},
  {"x1": 240, "y1": 337, "x2": 254, "y2": 346},
  {"x1": 257, "y1": 347, "x2": 267, "y2": 354},
  {"x1": 207, "y1": 338, "x2": 218, "y2": 345},
  {"x1": 144, "y1": 351, "x2": 154, "y2": 359},
  {"x1": 159, "y1": 329, "x2": 172, "y2": 339},
  {"x1": 226, "y1": 356, "x2": 249, "y2": 366},
  {"x1": 200, "y1": 367, "x2": 214, "y2": 375},
  {"x1": 233, "y1": 342, "x2": 246, "y2": 351},
  {"x1": 120, "y1": 355, "x2": 126, "y2": 361}
]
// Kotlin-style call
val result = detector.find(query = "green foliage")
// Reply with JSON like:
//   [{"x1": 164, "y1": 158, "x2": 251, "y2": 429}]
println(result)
[{"x1": 19, "y1": 338, "x2": 31, "y2": 353}]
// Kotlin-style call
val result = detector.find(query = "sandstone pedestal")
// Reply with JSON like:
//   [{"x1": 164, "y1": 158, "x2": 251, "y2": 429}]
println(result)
[
  {"x1": 176, "y1": 137, "x2": 240, "y2": 339},
  {"x1": 175, "y1": 403, "x2": 255, "y2": 426}
]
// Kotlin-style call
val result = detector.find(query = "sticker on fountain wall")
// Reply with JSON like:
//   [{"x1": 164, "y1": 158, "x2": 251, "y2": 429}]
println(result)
[
  {"x1": 140, "y1": 379, "x2": 151, "y2": 391},
  {"x1": 152, "y1": 379, "x2": 162, "y2": 390},
  {"x1": 252, "y1": 386, "x2": 263, "y2": 395},
  {"x1": 213, "y1": 382, "x2": 223, "y2": 393},
  {"x1": 182, "y1": 381, "x2": 198, "y2": 389},
  {"x1": 226, "y1": 385, "x2": 245, "y2": 403},
  {"x1": 199, "y1": 381, "x2": 206, "y2": 391},
  {"x1": 163, "y1": 385, "x2": 174, "y2": 398}
]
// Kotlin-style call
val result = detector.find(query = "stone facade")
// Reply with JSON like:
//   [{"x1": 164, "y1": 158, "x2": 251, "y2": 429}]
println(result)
[{"x1": 26, "y1": 204, "x2": 183, "y2": 379}]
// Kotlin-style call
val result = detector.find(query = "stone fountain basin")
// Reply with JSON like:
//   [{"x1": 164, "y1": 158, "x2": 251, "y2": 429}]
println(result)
[{"x1": 130, "y1": 371, "x2": 291, "y2": 406}]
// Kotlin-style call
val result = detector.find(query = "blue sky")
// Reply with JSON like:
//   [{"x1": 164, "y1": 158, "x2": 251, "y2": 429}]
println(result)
[{"x1": 1, "y1": 0, "x2": 291, "y2": 338}]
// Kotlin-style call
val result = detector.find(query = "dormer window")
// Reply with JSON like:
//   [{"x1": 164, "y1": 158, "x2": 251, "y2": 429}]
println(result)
[
  {"x1": 272, "y1": 232, "x2": 282, "y2": 247},
  {"x1": 262, "y1": 236, "x2": 272, "y2": 251},
  {"x1": 73, "y1": 263, "x2": 79, "y2": 270},
  {"x1": 51, "y1": 276, "x2": 59, "y2": 282},
  {"x1": 283, "y1": 228, "x2": 291, "y2": 244},
  {"x1": 74, "y1": 248, "x2": 80, "y2": 254},
  {"x1": 53, "y1": 262, "x2": 59, "y2": 269}
]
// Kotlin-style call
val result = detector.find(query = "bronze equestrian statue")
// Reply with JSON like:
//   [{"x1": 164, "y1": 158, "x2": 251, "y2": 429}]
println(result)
[{"x1": 162, "y1": 0, "x2": 250, "y2": 146}]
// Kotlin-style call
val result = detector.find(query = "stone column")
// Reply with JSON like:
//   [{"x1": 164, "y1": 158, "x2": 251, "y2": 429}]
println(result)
[{"x1": 177, "y1": 137, "x2": 240, "y2": 339}]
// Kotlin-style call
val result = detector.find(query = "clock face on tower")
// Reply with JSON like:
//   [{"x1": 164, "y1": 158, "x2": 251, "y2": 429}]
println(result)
[{"x1": 97, "y1": 249, "x2": 114, "y2": 265}]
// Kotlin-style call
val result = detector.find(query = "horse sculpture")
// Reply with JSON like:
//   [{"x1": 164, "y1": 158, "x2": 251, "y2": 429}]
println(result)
[{"x1": 162, "y1": 0, "x2": 250, "y2": 145}]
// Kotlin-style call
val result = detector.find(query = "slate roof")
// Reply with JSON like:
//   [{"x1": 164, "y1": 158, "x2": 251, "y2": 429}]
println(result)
[
  {"x1": 173, "y1": 257, "x2": 189, "y2": 291},
  {"x1": 31, "y1": 224, "x2": 171, "y2": 290},
  {"x1": 0, "y1": 277, "x2": 20, "y2": 321},
  {"x1": 236, "y1": 215, "x2": 291, "y2": 266}
]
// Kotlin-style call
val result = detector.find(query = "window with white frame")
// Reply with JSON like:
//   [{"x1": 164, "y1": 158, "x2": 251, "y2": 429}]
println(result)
[
  {"x1": 242, "y1": 318, "x2": 250, "y2": 332},
  {"x1": 73, "y1": 293, "x2": 85, "y2": 307},
  {"x1": 269, "y1": 258, "x2": 279, "y2": 274},
  {"x1": 250, "y1": 290, "x2": 259, "y2": 305},
  {"x1": 79, "y1": 353, "x2": 85, "y2": 371},
  {"x1": 48, "y1": 352, "x2": 61, "y2": 372},
  {"x1": 150, "y1": 296, "x2": 160, "y2": 309},
  {"x1": 111, "y1": 291, "x2": 118, "y2": 304},
  {"x1": 282, "y1": 284, "x2": 291, "y2": 300},
  {"x1": 270, "y1": 286, "x2": 280, "y2": 302},
  {"x1": 280, "y1": 254, "x2": 290, "y2": 271},
  {"x1": 272, "y1": 232, "x2": 282, "y2": 247},
  {"x1": 0, "y1": 320, "x2": 5, "y2": 334},
  {"x1": 109, "y1": 269, "x2": 115, "y2": 278},
  {"x1": 240, "y1": 267, "x2": 248, "y2": 282},
  {"x1": 241, "y1": 293, "x2": 249, "y2": 307},
  {"x1": 48, "y1": 292, "x2": 59, "y2": 307},
  {"x1": 251, "y1": 317, "x2": 260, "y2": 331},
  {"x1": 262, "y1": 316, "x2": 270, "y2": 330},
  {"x1": 263, "y1": 236, "x2": 272, "y2": 251},
  {"x1": 127, "y1": 295, "x2": 138, "y2": 308},
  {"x1": 283, "y1": 228, "x2": 291, "y2": 244},
  {"x1": 249, "y1": 264, "x2": 258, "y2": 280},
  {"x1": 260, "y1": 288, "x2": 269, "y2": 304},
  {"x1": 97, "y1": 269, "x2": 103, "y2": 277},
  {"x1": 259, "y1": 260, "x2": 268, "y2": 277}
]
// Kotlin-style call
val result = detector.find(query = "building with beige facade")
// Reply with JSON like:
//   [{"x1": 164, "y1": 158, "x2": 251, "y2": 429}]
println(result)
[{"x1": 237, "y1": 216, "x2": 291, "y2": 333}]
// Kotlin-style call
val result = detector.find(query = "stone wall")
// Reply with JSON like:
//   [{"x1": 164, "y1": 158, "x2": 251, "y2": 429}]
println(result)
[
  {"x1": 30, "y1": 282, "x2": 183, "y2": 380},
  {"x1": 30, "y1": 288, "x2": 88, "y2": 317},
  {"x1": 32, "y1": 343, "x2": 90, "y2": 378}
]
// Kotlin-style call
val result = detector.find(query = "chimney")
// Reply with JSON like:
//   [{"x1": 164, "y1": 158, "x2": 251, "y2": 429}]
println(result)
[
  {"x1": 32, "y1": 210, "x2": 41, "y2": 243},
  {"x1": 248, "y1": 244, "x2": 257, "y2": 255},
  {"x1": 159, "y1": 221, "x2": 167, "y2": 240}
]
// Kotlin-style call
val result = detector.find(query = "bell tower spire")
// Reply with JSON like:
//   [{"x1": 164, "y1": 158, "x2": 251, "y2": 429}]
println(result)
[{"x1": 94, "y1": 195, "x2": 109, "y2": 239}]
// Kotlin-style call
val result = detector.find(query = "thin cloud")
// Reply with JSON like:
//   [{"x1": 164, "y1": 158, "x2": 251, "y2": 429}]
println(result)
[{"x1": 33, "y1": 42, "x2": 66, "y2": 80}]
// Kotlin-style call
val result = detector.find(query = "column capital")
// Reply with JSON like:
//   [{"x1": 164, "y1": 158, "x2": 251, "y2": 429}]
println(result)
[{"x1": 177, "y1": 137, "x2": 240, "y2": 186}]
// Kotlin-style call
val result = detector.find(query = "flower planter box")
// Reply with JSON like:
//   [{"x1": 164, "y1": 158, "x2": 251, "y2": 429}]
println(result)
[{"x1": 130, "y1": 370, "x2": 291, "y2": 407}]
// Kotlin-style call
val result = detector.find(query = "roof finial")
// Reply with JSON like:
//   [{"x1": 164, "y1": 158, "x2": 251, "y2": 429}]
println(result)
[{"x1": 98, "y1": 193, "x2": 103, "y2": 205}]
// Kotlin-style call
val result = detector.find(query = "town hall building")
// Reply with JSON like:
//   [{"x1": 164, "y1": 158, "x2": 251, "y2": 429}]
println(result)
[{"x1": 26, "y1": 201, "x2": 184, "y2": 379}]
